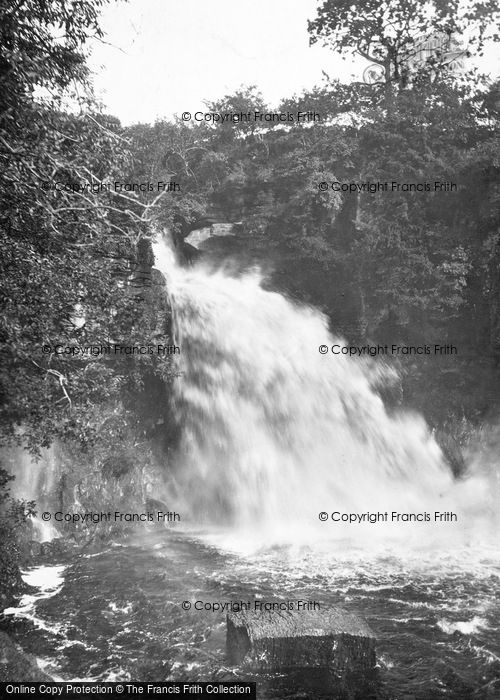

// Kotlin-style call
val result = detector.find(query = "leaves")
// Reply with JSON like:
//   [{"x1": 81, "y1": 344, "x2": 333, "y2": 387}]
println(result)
[
  {"x1": 0, "y1": 1, "x2": 177, "y2": 454},
  {"x1": 308, "y1": 0, "x2": 499, "y2": 89}
]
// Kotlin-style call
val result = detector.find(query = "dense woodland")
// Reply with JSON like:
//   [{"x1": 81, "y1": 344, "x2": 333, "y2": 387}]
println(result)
[{"x1": 1, "y1": 0, "x2": 500, "y2": 600}]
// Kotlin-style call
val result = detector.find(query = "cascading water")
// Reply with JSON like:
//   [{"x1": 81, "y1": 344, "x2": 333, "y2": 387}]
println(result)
[
  {"x1": 9, "y1": 446, "x2": 60, "y2": 542},
  {"x1": 3, "y1": 236, "x2": 499, "y2": 695},
  {"x1": 153, "y1": 236, "x2": 494, "y2": 549}
]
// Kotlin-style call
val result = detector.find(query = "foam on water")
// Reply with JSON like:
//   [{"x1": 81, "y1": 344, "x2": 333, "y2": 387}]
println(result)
[
  {"x1": 437, "y1": 616, "x2": 489, "y2": 635},
  {"x1": 3, "y1": 565, "x2": 66, "y2": 633}
]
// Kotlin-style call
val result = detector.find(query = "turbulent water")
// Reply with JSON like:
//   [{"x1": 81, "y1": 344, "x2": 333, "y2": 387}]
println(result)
[
  {"x1": 3, "y1": 532, "x2": 500, "y2": 698},
  {"x1": 2, "y1": 236, "x2": 500, "y2": 698},
  {"x1": 154, "y1": 238, "x2": 496, "y2": 550}
]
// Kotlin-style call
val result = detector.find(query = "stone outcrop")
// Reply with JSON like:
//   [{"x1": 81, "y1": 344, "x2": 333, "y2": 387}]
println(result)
[
  {"x1": 226, "y1": 608, "x2": 377, "y2": 699},
  {"x1": 0, "y1": 631, "x2": 53, "y2": 681},
  {"x1": 185, "y1": 223, "x2": 239, "y2": 249}
]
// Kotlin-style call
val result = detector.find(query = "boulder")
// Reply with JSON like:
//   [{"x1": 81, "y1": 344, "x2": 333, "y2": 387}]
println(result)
[
  {"x1": 185, "y1": 223, "x2": 237, "y2": 249},
  {"x1": 226, "y1": 608, "x2": 377, "y2": 699},
  {"x1": 22, "y1": 540, "x2": 42, "y2": 559},
  {"x1": 39, "y1": 537, "x2": 75, "y2": 559},
  {"x1": 145, "y1": 497, "x2": 170, "y2": 514},
  {"x1": 0, "y1": 631, "x2": 53, "y2": 681}
]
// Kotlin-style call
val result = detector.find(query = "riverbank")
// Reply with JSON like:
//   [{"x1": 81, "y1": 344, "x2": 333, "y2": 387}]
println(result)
[{"x1": 2, "y1": 529, "x2": 499, "y2": 698}]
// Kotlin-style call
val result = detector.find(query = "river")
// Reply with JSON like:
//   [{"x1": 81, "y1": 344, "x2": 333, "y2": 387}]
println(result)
[
  {"x1": 2, "y1": 236, "x2": 500, "y2": 698},
  {"x1": 3, "y1": 529, "x2": 500, "y2": 698}
]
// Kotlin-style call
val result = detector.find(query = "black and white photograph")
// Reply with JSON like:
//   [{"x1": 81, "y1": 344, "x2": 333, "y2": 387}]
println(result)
[{"x1": 1, "y1": 1, "x2": 500, "y2": 698}]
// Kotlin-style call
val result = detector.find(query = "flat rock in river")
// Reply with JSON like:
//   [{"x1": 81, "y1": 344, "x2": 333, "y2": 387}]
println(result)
[{"x1": 226, "y1": 607, "x2": 377, "y2": 699}]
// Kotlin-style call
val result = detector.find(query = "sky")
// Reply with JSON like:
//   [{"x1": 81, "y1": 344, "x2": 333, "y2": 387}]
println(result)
[
  {"x1": 87, "y1": 0, "x2": 500, "y2": 126},
  {"x1": 86, "y1": 0, "x2": 361, "y2": 124}
]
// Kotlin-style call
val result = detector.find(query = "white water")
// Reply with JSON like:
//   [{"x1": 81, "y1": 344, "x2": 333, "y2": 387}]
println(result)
[
  {"x1": 155, "y1": 237, "x2": 496, "y2": 549},
  {"x1": 3, "y1": 565, "x2": 66, "y2": 632},
  {"x1": 8, "y1": 445, "x2": 60, "y2": 542}
]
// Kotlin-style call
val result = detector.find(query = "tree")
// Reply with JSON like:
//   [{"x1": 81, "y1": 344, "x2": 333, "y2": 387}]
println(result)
[
  {"x1": 124, "y1": 119, "x2": 222, "y2": 241},
  {"x1": 308, "y1": 0, "x2": 499, "y2": 88},
  {"x1": 0, "y1": 0, "x2": 181, "y2": 603},
  {"x1": 0, "y1": 1, "x2": 175, "y2": 454},
  {"x1": 0, "y1": 462, "x2": 35, "y2": 607}
]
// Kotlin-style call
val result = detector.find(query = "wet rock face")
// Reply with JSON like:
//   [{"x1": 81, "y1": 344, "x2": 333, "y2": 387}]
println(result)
[
  {"x1": 19, "y1": 537, "x2": 78, "y2": 567},
  {"x1": 0, "y1": 631, "x2": 53, "y2": 681},
  {"x1": 226, "y1": 608, "x2": 377, "y2": 699},
  {"x1": 185, "y1": 223, "x2": 237, "y2": 250},
  {"x1": 21, "y1": 540, "x2": 41, "y2": 560}
]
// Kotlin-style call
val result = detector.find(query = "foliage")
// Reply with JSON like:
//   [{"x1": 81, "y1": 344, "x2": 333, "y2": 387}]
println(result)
[
  {"x1": 0, "y1": 463, "x2": 35, "y2": 605},
  {"x1": 0, "y1": 1, "x2": 177, "y2": 455},
  {"x1": 1, "y1": 2, "x2": 500, "y2": 594},
  {"x1": 0, "y1": 0, "x2": 182, "y2": 598},
  {"x1": 308, "y1": 0, "x2": 500, "y2": 87},
  {"x1": 137, "y1": 69, "x2": 500, "y2": 420}
]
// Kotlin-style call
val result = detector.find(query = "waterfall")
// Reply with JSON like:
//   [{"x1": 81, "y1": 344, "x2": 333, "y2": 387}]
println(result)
[
  {"x1": 8, "y1": 446, "x2": 60, "y2": 542},
  {"x1": 154, "y1": 237, "x2": 493, "y2": 548}
]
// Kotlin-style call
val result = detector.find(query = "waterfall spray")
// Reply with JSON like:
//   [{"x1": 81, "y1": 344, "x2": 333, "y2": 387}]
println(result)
[{"x1": 153, "y1": 236, "x2": 493, "y2": 548}]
